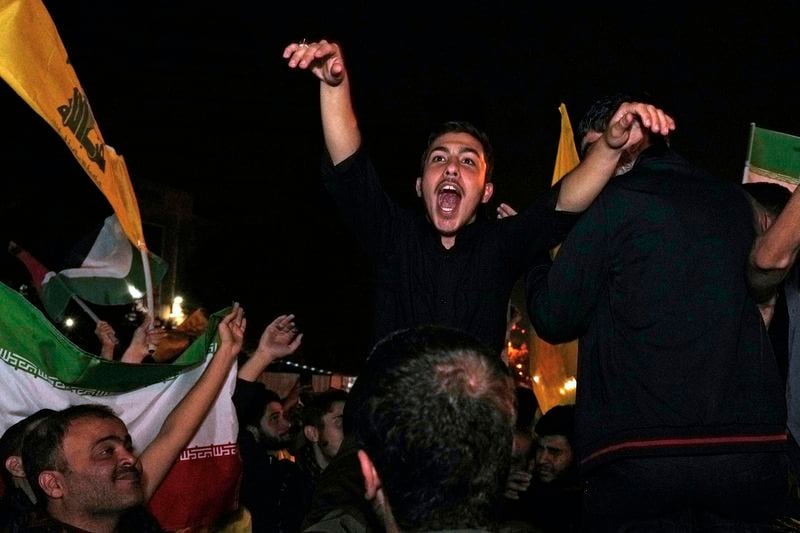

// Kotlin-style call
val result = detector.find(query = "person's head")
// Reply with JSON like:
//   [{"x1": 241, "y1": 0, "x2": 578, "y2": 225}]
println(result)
[
  {"x1": 302, "y1": 389, "x2": 348, "y2": 469},
  {"x1": 578, "y1": 93, "x2": 665, "y2": 176},
  {"x1": 22, "y1": 404, "x2": 143, "y2": 523},
  {"x1": 257, "y1": 389, "x2": 292, "y2": 450},
  {"x1": 533, "y1": 404, "x2": 575, "y2": 484},
  {"x1": 416, "y1": 121, "x2": 495, "y2": 245},
  {"x1": 742, "y1": 181, "x2": 793, "y2": 233},
  {"x1": 349, "y1": 325, "x2": 516, "y2": 532},
  {"x1": 0, "y1": 408, "x2": 56, "y2": 501}
]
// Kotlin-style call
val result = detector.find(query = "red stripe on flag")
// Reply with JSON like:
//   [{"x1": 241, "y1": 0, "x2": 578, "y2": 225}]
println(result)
[{"x1": 148, "y1": 445, "x2": 242, "y2": 530}]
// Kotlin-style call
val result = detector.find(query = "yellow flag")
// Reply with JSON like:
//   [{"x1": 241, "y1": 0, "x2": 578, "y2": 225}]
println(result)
[
  {"x1": 551, "y1": 103, "x2": 581, "y2": 185},
  {"x1": 530, "y1": 103, "x2": 580, "y2": 413},
  {"x1": 0, "y1": 0, "x2": 146, "y2": 250}
]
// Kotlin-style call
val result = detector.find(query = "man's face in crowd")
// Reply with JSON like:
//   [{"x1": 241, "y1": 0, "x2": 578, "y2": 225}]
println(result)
[
  {"x1": 55, "y1": 416, "x2": 144, "y2": 513},
  {"x1": 416, "y1": 131, "x2": 493, "y2": 246},
  {"x1": 534, "y1": 434, "x2": 573, "y2": 484},
  {"x1": 259, "y1": 401, "x2": 292, "y2": 450},
  {"x1": 316, "y1": 401, "x2": 345, "y2": 461}
]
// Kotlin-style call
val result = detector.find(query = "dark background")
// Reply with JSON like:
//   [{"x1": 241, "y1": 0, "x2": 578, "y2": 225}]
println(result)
[{"x1": 2, "y1": 2, "x2": 799, "y2": 373}]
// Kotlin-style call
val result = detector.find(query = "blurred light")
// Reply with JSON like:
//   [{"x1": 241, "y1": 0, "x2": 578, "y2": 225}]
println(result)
[
  {"x1": 532, "y1": 375, "x2": 540, "y2": 384},
  {"x1": 558, "y1": 387, "x2": 565, "y2": 395},
  {"x1": 127, "y1": 284, "x2": 144, "y2": 299},
  {"x1": 169, "y1": 296, "x2": 186, "y2": 325},
  {"x1": 564, "y1": 376, "x2": 577, "y2": 391},
  {"x1": 64, "y1": 317, "x2": 75, "y2": 328},
  {"x1": 515, "y1": 363, "x2": 523, "y2": 369}
]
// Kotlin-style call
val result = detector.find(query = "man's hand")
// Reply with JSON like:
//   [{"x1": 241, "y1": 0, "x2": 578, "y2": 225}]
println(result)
[
  {"x1": 496, "y1": 203, "x2": 518, "y2": 219},
  {"x1": 283, "y1": 39, "x2": 346, "y2": 87},
  {"x1": 603, "y1": 102, "x2": 675, "y2": 152},
  {"x1": 255, "y1": 314, "x2": 303, "y2": 361},
  {"x1": 121, "y1": 317, "x2": 168, "y2": 364},
  {"x1": 94, "y1": 320, "x2": 119, "y2": 360}
]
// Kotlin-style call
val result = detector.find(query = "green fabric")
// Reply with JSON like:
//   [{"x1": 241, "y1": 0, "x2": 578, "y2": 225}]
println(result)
[
  {"x1": 0, "y1": 281, "x2": 228, "y2": 393},
  {"x1": 749, "y1": 125, "x2": 800, "y2": 183}
]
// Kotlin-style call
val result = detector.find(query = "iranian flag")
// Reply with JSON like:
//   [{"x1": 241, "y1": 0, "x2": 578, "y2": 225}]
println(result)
[
  {"x1": 10, "y1": 214, "x2": 167, "y2": 322},
  {"x1": 0, "y1": 282, "x2": 241, "y2": 530}
]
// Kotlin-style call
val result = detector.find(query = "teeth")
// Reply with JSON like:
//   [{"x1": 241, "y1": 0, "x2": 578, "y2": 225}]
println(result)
[{"x1": 440, "y1": 184, "x2": 458, "y2": 193}]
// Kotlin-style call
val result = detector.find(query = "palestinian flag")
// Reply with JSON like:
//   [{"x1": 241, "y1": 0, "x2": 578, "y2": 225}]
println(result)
[
  {"x1": 0, "y1": 282, "x2": 241, "y2": 530},
  {"x1": 10, "y1": 214, "x2": 167, "y2": 321}
]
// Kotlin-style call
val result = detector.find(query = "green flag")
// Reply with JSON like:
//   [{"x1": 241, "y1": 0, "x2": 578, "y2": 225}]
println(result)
[{"x1": 745, "y1": 124, "x2": 800, "y2": 186}]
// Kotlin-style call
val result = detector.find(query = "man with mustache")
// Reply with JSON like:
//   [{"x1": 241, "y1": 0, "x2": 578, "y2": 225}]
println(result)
[
  {"x1": 282, "y1": 40, "x2": 674, "y2": 358},
  {"x1": 17, "y1": 304, "x2": 247, "y2": 533}
]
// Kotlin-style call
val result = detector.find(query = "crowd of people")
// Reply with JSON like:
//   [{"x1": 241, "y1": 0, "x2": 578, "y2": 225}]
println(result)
[{"x1": 0, "y1": 35, "x2": 798, "y2": 533}]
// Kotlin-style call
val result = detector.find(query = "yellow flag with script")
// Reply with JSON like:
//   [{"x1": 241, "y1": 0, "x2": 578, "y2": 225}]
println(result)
[
  {"x1": 551, "y1": 102, "x2": 581, "y2": 185},
  {"x1": 531, "y1": 103, "x2": 581, "y2": 413},
  {"x1": 0, "y1": 0, "x2": 146, "y2": 250}
]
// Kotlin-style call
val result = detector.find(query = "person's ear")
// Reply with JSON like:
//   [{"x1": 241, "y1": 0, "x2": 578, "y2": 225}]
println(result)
[
  {"x1": 39, "y1": 470, "x2": 64, "y2": 499},
  {"x1": 4, "y1": 455, "x2": 25, "y2": 479},
  {"x1": 357, "y1": 449, "x2": 382, "y2": 500},
  {"x1": 481, "y1": 182, "x2": 494, "y2": 204},
  {"x1": 415, "y1": 177, "x2": 423, "y2": 198},
  {"x1": 304, "y1": 425, "x2": 319, "y2": 444}
]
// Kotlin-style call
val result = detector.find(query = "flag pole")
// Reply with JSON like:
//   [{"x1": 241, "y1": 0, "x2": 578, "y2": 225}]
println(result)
[
  {"x1": 69, "y1": 294, "x2": 101, "y2": 323},
  {"x1": 744, "y1": 122, "x2": 756, "y2": 183},
  {"x1": 140, "y1": 246, "x2": 156, "y2": 353}
]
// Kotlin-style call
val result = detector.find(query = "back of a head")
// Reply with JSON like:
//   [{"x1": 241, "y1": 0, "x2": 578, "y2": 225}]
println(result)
[
  {"x1": 350, "y1": 325, "x2": 516, "y2": 531},
  {"x1": 577, "y1": 93, "x2": 632, "y2": 156},
  {"x1": 577, "y1": 92, "x2": 668, "y2": 158},
  {"x1": 420, "y1": 120, "x2": 495, "y2": 182},
  {"x1": 515, "y1": 386, "x2": 539, "y2": 432},
  {"x1": 0, "y1": 409, "x2": 55, "y2": 487},
  {"x1": 742, "y1": 181, "x2": 792, "y2": 219},
  {"x1": 22, "y1": 404, "x2": 118, "y2": 504}
]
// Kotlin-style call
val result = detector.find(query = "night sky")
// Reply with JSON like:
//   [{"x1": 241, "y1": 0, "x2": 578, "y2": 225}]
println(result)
[{"x1": 2, "y1": 2, "x2": 799, "y2": 373}]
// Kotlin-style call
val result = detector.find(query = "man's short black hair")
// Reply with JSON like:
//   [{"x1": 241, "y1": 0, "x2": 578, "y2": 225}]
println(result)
[
  {"x1": 0, "y1": 408, "x2": 56, "y2": 488},
  {"x1": 22, "y1": 404, "x2": 120, "y2": 504},
  {"x1": 420, "y1": 121, "x2": 495, "y2": 183},
  {"x1": 302, "y1": 389, "x2": 348, "y2": 430},
  {"x1": 742, "y1": 182, "x2": 793, "y2": 219},
  {"x1": 535, "y1": 404, "x2": 575, "y2": 447},
  {"x1": 348, "y1": 325, "x2": 515, "y2": 531},
  {"x1": 577, "y1": 93, "x2": 632, "y2": 158}
]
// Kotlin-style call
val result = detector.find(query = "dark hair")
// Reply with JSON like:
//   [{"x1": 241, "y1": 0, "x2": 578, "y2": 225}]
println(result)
[
  {"x1": 535, "y1": 404, "x2": 575, "y2": 447},
  {"x1": 742, "y1": 182, "x2": 792, "y2": 219},
  {"x1": 0, "y1": 409, "x2": 56, "y2": 487},
  {"x1": 577, "y1": 93, "x2": 632, "y2": 158},
  {"x1": 420, "y1": 121, "x2": 495, "y2": 183},
  {"x1": 22, "y1": 404, "x2": 120, "y2": 504},
  {"x1": 239, "y1": 385, "x2": 282, "y2": 428},
  {"x1": 515, "y1": 386, "x2": 539, "y2": 431},
  {"x1": 349, "y1": 325, "x2": 515, "y2": 531},
  {"x1": 301, "y1": 389, "x2": 348, "y2": 430}
]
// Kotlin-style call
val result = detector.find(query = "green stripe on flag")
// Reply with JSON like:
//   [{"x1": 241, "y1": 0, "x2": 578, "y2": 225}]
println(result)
[
  {"x1": 0, "y1": 282, "x2": 228, "y2": 393},
  {"x1": 748, "y1": 126, "x2": 800, "y2": 184}
]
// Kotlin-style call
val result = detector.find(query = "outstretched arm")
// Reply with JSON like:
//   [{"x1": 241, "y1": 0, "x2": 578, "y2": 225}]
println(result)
[
  {"x1": 556, "y1": 102, "x2": 675, "y2": 212},
  {"x1": 138, "y1": 303, "x2": 246, "y2": 501},
  {"x1": 238, "y1": 313, "x2": 303, "y2": 382},
  {"x1": 283, "y1": 39, "x2": 361, "y2": 165},
  {"x1": 748, "y1": 185, "x2": 800, "y2": 304}
]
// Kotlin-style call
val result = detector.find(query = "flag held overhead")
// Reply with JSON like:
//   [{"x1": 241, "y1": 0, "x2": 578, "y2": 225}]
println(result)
[
  {"x1": 0, "y1": 0, "x2": 145, "y2": 249},
  {"x1": 744, "y1": 124, "x2": 800, "y2": 188}
]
